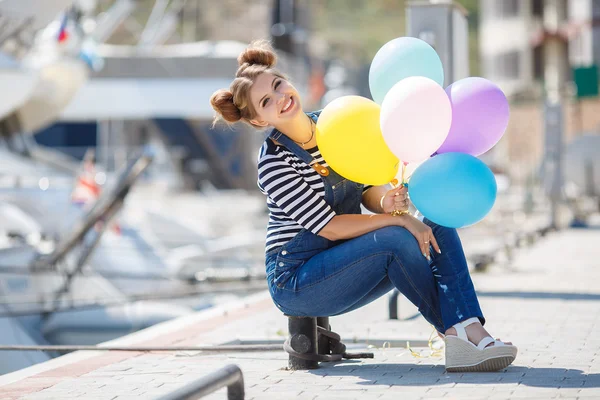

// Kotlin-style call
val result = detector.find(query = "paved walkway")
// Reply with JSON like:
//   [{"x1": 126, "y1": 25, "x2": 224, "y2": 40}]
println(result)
[{"x1": 1, "y1": 228, "x2": 600, "y2": 399}]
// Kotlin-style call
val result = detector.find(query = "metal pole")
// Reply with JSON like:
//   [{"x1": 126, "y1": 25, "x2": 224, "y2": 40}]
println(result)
[
  {"x1": 388, "y1": 289, "x2": 400, "y2": 320},
  {"x1": 138, "y1": 0, "x2": 170, "y2": 47},
  {"x1": 584, "y1": 159, "x2": 595, "y2": 197},
  {"x1": 157, "y1": 364, "x2": 244, "y2": 400},
  {"x1": 99, "y1": 120, "x2": 110, "y2": 172},
  {"x1": 542, "y1": 0, "x2": 568, "y2": 229}
]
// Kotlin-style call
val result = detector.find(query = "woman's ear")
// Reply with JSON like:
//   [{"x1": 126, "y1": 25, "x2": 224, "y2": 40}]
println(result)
[{"x1": 249, "y1": 118, "x2": 269, "y2": 127}]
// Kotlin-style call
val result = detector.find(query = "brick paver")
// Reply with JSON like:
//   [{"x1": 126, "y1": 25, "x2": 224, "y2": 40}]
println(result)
[{"x1": 1, "y1": 228, "x2": 600, "y2": 399}]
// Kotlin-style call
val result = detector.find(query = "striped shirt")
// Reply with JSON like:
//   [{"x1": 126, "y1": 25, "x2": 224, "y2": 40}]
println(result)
[{"x1": 257, "y1": 138, "x2": 370, "y2": 253}]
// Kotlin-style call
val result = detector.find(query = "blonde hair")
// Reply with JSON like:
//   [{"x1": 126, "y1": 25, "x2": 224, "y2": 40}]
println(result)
[{"x1": 210, "y1": 40, "x2": 286, "y2": 125}]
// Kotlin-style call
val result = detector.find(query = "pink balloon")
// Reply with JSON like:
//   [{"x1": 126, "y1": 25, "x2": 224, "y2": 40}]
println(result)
[{"x1": 380, "y1": 77, "x2": 452, "y2": 163}]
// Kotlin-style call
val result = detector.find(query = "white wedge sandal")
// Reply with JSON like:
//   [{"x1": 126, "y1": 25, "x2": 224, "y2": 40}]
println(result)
[{"x1": 445, "y1": 317, "x2": 518, "y2": 372}]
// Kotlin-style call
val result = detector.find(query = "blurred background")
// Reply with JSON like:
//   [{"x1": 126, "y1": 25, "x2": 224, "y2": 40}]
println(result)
[{"x1": 0, "y1": 0, "x2": 598, "y2": 375}]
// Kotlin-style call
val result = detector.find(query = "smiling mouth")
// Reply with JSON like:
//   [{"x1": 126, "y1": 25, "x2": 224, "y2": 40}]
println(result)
[{"x1": 281, "y1": 96, "x2": 294, "y2": 114}]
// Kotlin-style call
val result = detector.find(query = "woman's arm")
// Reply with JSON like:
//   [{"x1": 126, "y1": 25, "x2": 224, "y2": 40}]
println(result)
[
  {"x1": 319, "y1": 213, "x2": 408, "y2": 241},
  {"x1": 319, "y1": 213, "x2": 441, "y2": 257},
  {"x1": 362, "y1": 185, "x2": 389, "y2": 214}
]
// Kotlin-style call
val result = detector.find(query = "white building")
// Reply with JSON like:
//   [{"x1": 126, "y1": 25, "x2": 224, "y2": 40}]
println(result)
[
  {"x1": 479, "y1": 0, "x2": 600, "y2": 97},
  {"x1": 568, "y1": 0, "x2": 600, "y2": 66}
]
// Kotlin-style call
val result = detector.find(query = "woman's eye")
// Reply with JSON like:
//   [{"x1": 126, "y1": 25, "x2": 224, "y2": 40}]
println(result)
[{"x1": 262, "y1": 81, "x2": 282, "y2": 107}]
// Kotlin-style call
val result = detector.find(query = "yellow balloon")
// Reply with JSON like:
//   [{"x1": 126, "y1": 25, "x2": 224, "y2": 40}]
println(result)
[{"x1": 316, "y1": 96, "x2": 399, "y2": 185}]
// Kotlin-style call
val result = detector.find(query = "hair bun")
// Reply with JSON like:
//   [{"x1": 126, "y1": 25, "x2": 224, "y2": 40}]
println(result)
[
  {"x1": 237, "y1": 40, "x2": 277, "y2": 69},
  {"x1": 210, "y1": 89, "x2": 241, "y2": 123}
]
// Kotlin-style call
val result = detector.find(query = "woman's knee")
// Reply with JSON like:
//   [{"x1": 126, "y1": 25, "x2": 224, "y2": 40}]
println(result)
[
  {"x1": 369, "y1": 226, "x2": 424, "y2": 261},
  {"x1": 371, "y1": 226, "x2": 412, "y2": 245}
]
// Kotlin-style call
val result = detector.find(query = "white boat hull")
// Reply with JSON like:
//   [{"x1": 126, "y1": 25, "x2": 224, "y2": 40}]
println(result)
[{"x1": 0, "y1": 57, "x2": 39, "y2": 120}]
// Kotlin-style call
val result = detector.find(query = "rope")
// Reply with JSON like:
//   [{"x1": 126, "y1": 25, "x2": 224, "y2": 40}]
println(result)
[
  {"x1": 0, "y1": 344, "x2": 284, "y2": 352},
  {"x1": 0, "y1": 281, "x2": 266, "y2": 318},
  {"x1": 0, "y1": 264, "x2": 265, "y2": 282},
  {"x1": 0, "y1": 265, "x2": 175, "y2": 281}
]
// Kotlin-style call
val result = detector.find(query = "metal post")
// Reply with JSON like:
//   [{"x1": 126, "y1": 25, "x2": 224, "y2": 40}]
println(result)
[
  {"x1": 542, "y1": 0, "x2": 568, "y2": 229},
  {"x1": 585, "y1": 159, "x2": 595, "y2": 197},
  {"x1": 99, "y1": 120, "x2": 111, "y2": 172},
  {"x1": 287, "y1": 316, "x2": 318, "y2": 370},
  {"x1": 388, "y1": 289, "x2": 400, "y2": 320}
]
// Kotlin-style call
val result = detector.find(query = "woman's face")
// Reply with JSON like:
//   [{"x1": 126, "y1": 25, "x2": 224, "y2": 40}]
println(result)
[{"x1": 248, "y1": 72, "x2": 301, "y2": 127}]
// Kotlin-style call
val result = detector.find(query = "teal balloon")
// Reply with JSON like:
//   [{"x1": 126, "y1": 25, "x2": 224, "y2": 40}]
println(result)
[
  {"x1": 408, "y1": 153, "x2": 497, "y2": 228},
  {"x1": 369, "y1": 37, "x2": 444, "y2": 104}
]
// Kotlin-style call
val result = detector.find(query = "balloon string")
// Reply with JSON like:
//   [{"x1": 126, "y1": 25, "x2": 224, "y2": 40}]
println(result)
[
  {"x1": 390, "y1": 163, "x2": 407, "y2": 189},
  {"x1": 389, "y1": 163, "x2": 411, "y2": 217},
  {"x1": 401, "y1": 163, "x2": 406, "y2": 186}
]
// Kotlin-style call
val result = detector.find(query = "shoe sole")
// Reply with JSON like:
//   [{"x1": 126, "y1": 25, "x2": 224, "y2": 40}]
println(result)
[
  {"x1": 445, "y1": 336, "x2": 518, "y2": 373},
  {"x1": 446, "y1": 355, "x2": 516, "y2": 373}
]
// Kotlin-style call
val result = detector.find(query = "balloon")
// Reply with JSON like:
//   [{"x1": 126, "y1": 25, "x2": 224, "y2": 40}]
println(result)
[
  {"x1": 380, "y1": 76, "x2": 452, "y2": 164},
  {"x1": 408, "y1": 153, "x2": 497, "y2": 228},
  {"x1": 437, "y1": 77, "x2": 509, "y2": 156},
  {"x1": 316, "y1": 96, "x2": 399, "y2": 185},
  {"x1": 369, "y1": 37, "x2": 444, "y2": 104}
]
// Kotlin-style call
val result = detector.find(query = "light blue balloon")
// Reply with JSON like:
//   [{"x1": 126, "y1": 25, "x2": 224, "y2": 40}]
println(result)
[
  {"x1": 369, "y1": 37, "x2": 444, "y2": 104},
  {"x1": 408, "y1": 153, "x2": 497, "y2": 228}
]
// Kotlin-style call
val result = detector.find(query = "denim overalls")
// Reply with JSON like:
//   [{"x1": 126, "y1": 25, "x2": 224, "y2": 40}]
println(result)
[
  {"x1": 263, "y1": 111, "x2": 484, "y2": 333},
  {"x1": 265, "y1": 111, "x2": 363, "y2": 286}
]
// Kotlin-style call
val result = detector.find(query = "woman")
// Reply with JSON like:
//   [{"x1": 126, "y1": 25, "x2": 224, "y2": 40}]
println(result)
[{"x1": 210, "y1": 40, "x2": 517, "y2": 372}]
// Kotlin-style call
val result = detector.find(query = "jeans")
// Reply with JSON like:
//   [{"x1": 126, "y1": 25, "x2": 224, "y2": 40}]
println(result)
[{"x1": 266, "y1": 219, "x2": 484, "y2": 333}]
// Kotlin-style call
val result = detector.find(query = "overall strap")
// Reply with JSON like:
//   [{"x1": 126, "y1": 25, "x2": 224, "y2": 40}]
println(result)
[
  {"x1": 269, "y1": 128, "x2": 313, "y2": 164},
  {"x1": 268, "y1": 111, "x2": 328, "y2": 176}
]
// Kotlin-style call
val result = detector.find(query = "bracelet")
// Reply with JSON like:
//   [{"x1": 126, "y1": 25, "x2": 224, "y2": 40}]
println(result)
[
  {"x1": 391, "y1": 210, "x2": 410, "y2": 217},
  {"x1": 381, "y1": 194, "x2": 409, "y2": 216}
]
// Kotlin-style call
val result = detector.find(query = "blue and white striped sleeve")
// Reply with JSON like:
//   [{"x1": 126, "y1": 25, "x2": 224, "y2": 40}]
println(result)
[{"x1": 258, "y1": 154, "x2": 336, "y2": 235}]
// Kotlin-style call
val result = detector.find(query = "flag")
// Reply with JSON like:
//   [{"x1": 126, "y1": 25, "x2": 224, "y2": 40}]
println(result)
[
  {"x1": 71, "y1": 150, "x2": 121, "y2": 235},
  {"x1": 71, "y1": 152, "x2": 100, "y2": 206},
  {"x1": 57, "y1": 13, "x2": 70, "y2": 43}
]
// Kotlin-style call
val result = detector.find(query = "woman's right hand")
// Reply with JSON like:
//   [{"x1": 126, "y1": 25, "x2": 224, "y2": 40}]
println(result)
[
  {"x1": 398, "y1": 215, "x2": 441, "y2": 260},
  {"x1": 380, "y1": 185, "x2": 409, "y2": 214}
]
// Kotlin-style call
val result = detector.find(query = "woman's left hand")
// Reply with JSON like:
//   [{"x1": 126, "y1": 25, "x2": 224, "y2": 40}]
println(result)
[
  {"x1": 399, "y1": 215, "x2": 441, "y2": 259},
  {"x1": 381, "y1": 185, "x2": 410, "y2": 214}
]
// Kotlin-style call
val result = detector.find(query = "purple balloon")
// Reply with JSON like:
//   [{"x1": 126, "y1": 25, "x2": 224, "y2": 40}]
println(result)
[{"x1": 436, "y1": 77, "x2": 509, "y2": 156}]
